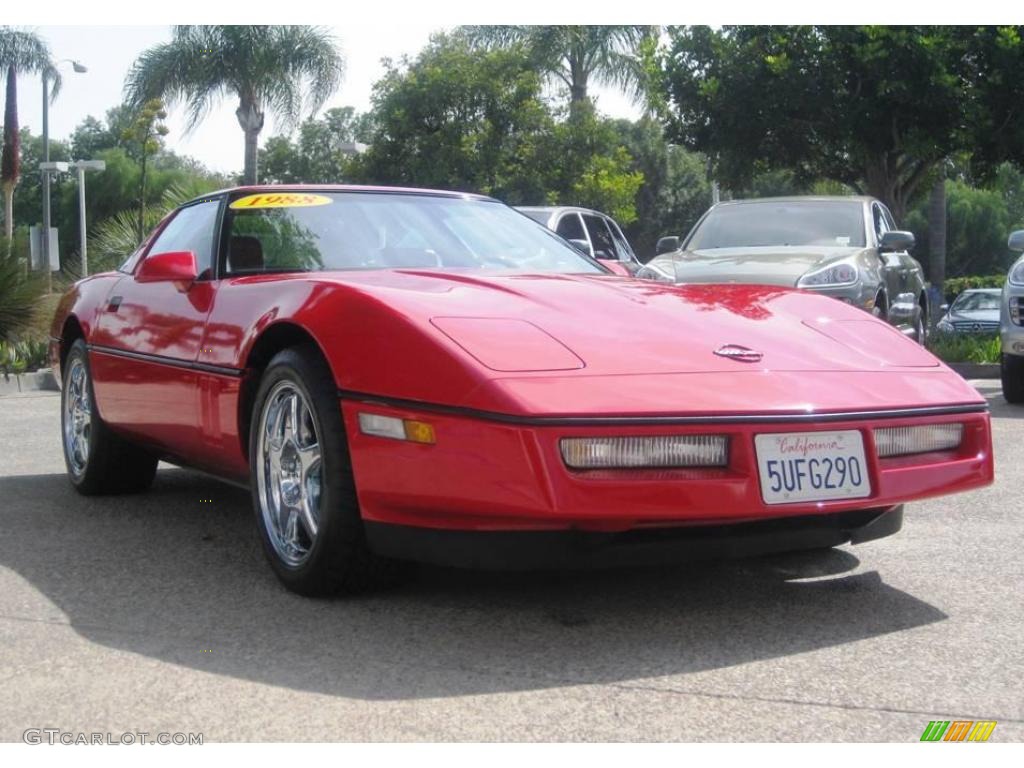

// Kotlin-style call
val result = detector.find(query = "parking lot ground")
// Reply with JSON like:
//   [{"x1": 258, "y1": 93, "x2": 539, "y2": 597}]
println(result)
[{"x1": 0, "y1": 382, "x2": 1021, "y2": 742}]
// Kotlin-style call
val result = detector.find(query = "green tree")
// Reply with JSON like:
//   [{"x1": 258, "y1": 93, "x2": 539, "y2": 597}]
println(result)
[
  {"x1": 461, "y1": 25, "x2": 657, "y2": 107},
  {"x1": 658, "y1": 26, "x2": 980, "y2": 222},
  {"x1": 0, "y1": 27, "x2": 58, "y2": 244},
  {"x1": 260, "y1": 107, "x2": 371, "y2": 184},
  {"x1": 121, "y1": 99, "x2": 169, "y2": 239},
  {"x1": 125, "y1": 25, "x2": 345, "y2": 184},
  {"x1": 354, "y1": 34, "x2": 554, "y2": 203}
]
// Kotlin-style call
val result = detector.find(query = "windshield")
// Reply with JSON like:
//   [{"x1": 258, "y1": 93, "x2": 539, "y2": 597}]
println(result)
[
  {"x1": 686, "y1": 201, "x2": 867, "y2": 250},
  {"x1": 222, "y1": 192, "x2": 602, "y2": 275},
  {"x1": 952, "y1": 292, "x2": 1000, "y2": 312}
]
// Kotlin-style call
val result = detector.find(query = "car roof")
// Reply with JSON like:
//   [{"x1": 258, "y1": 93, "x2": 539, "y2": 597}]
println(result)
[
  {"x1": 516, "y1": 205, "x2": 605, "y2": 217},
  {"x1": 187, "y1": 184, "x2": 497, "y2": 205},
  {"x1": 715, "y1": 196, "x2": 877, "y2": 207}
]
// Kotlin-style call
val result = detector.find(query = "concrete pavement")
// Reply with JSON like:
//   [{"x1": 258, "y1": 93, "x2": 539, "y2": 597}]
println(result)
[{"x1": 0, "y1": 384, "x2": 1020, "y2": 741}]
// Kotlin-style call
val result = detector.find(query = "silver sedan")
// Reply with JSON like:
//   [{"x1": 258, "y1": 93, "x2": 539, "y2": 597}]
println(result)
[{"x1": 641, "y1": 196, "x2": 930, "y2": 343}]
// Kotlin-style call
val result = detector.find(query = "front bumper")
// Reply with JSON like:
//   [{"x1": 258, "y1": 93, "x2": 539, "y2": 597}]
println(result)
[
  {"x1": 341, "y1": 397, "x2": 993, "y2": 539},
  {"x1": 1002, "y1": 284, "x2": 1024, "y2": 356},
  {"x1": 365, "y1": 505, "x2": 904, "y2": 569}
]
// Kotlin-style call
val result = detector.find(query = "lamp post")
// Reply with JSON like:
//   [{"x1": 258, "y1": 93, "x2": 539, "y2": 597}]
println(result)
[
  {"x1": 41, "y1": 59, "x2": 86, "y2": 290},
  {"x1": 69, "y1": 159, "x2": 105, "y2": 277}
]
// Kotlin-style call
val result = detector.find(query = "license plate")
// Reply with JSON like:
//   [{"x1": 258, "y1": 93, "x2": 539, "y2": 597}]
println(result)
[{"x1": 754, "y1": 430, "x2": 871, "y2": 505}]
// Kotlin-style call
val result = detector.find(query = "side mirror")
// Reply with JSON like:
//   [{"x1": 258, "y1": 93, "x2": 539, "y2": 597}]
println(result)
[
  {"x1": 879, "y1": 230, "x2": 915, "y2": 252},
  {"x1": 136, "y1": 250, "x2": 199, "y2": 291},
  {"x1": 1008, "y1": 230, "x2": 1024, "y2": 252},
  {"x1": 568, "y1": 238, "x2": 592, "y2": 256},
  {"x1": 656, "y1": 236, "x2": 680, "y2": 255}
]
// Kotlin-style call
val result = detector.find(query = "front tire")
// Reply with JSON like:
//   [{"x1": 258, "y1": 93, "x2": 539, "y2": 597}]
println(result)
[
  {"x1": 249, "y1": 345, "x2": 402, "y2": 596},
  {"x1": 61, "y1": 339, "x2": 158, "y2": 494},
  {"x1": 1002, "y1": 353, "x2": 1024, "y2": 404}
]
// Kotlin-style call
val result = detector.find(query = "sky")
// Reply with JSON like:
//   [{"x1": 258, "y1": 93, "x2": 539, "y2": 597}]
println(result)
[{"x1": 13, "y1": 25, "x2": 642, "y2": 177}]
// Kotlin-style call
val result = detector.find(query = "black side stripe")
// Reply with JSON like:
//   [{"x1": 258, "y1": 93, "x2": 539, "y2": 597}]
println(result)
[
  {"x1": 337, "y1": 388, "x2": 989, "y2": 427},
  {"x1": 88, "y1": 344, "x2": 243, "y2": 378}
]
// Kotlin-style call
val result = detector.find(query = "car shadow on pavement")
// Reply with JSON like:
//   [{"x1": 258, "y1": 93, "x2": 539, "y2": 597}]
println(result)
[{"x1": 0, "y1": 468, "x2": 947, "y2": 701}]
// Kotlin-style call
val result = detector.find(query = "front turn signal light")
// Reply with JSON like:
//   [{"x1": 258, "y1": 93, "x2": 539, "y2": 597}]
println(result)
[{"x1": 358, "y1": 413, "x2": 436, "y2": 444}]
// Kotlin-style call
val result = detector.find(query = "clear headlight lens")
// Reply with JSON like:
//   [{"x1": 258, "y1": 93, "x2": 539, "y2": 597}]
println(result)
[
  {"x1": 936, "y1": 319, "x2": 954, "y2": 334},
  {"x1": 1011, "y1": 296, "x2": 1022, "y2": 325},
  {"x1": 636, "y1": 263, "x2": 675, "y2": 283},
  {"x1": 560, "y1": 435, "x2": 729, "y2": 469},
  {"x1": 874, "y1": 423, "x2": 963, "y2": 458},
  {"x1": 1010, "y1": 259, "x2": 1024, "y2": 286},
  {"x1": 798, "y1": 261, "x2": 858, "y2": 288}
]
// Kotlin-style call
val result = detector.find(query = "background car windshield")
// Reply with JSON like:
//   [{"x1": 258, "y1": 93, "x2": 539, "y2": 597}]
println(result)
[
  {"x1": 686, "y1": 201, "x2": 867, "y2": 250},
  {"x1": 224, "y1": 193, "x2": 601, "y2": 275},
  {"x1": 952, "y1": 292, "x2": 1001, "y2": 311}
]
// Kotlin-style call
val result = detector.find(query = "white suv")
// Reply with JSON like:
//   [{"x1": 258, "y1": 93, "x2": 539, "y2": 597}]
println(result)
[{"x1": 1001, "y1": 230, "x2": 1024, "y2": 403}]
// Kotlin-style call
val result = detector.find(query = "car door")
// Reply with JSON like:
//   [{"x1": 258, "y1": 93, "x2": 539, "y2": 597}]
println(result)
[
  {"x1": 88, "y1": 198, "x2": 224, "y2": 457},
  {"x1": 603, "y1": 215, "x2": 639, "y2": 270},
  {"x1": 871, "y1": 203, "x2": 904, "y2": 315}
]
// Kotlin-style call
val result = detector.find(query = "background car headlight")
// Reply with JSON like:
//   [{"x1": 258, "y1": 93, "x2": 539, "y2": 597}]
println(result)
[
  {"x1": 636, "y1": 264, "x2": 675, "y2": 283},
  {"x1": 797, "y1": 261, "x2": 858, "y2": 288},
  {"x1": 936, "y1": 319, "x2": 954, "y2": 334},
  {"x1": 1009, "y1": 259, "x2": 1024, "y2": 286},
  {"x1": 874, "y1": 424, "x2": 963, "y2": 458},
  {"x1": 560, "y1": 435, "x2": 729, "y2": 469}
]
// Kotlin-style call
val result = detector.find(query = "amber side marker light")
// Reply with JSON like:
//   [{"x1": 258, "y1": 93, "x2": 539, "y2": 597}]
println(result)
[
  {"x1": 874, "y1": 423, "x2": 963, "y2": 458},
  {"x1": 358, "y1": 413, "x2": 436, "y2": 444}
]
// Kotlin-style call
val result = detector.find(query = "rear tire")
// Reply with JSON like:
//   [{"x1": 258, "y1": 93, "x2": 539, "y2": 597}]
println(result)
[
  {"x1": 61, "y1": 339, "x2": 158, "y2": 495},
  {"x1": 1002, "y1": 353, "x2": 1024, "y2": 404},
  {"x1": 913, "y1": 308, "x2": 927, "y2": 345},
  {"x1": 249, "y1": 345, "x2": 405, "y2": 596}
]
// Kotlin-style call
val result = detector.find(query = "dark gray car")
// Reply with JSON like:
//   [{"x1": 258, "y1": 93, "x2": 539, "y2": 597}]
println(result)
[
  {"x1": 936, "y1": 288, "x2": 1002, "y2": 335},
  {"x1": 640, "y1": 196, "x2": 930, "y2": 343}
]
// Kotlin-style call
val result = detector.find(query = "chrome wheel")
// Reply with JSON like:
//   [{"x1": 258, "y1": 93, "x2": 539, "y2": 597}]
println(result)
[
  {"x1": 63, "y1": 357, "x2": 92, "y2": 476},
  {"x1": 256, "y1": 381, "x2": 323, "y2": 567}
]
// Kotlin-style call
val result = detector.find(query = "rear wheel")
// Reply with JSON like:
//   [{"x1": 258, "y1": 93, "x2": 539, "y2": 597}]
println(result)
[
  {"x1": 249, "y1": 345, "x2": 403, "y2": 595},
  {"x1": 1002, "y1": 353, "x2": 1024, "y2": 404},
  {"x1": 912, "y1": 307, "x2": 927, "y2": 345},
  {"x1": 61, "y1": 339, "x2": 158, "y2": 494}
]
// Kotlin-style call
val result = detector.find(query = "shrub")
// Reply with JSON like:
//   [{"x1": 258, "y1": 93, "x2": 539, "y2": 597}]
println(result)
[
  {"x1": 0, "y1": 245, "x2": 46, "y2": 344},
  {"x1": 943, "y1": 275, "x2": 1006, "y2": 303},
  {"x1": 927, "y1": 333, "x2": 1002, "y2": 364},
  {"x1": 0, "y1": 339, "x2": 48, "y2": 375}
]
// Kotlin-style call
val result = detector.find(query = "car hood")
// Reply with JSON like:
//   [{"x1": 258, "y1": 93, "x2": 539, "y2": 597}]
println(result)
[
  {"x1": 945, "y1": 309, "x2": 1000, "y2": 324},
  {"x1": 297, "y1": 269, "x2": 983, "y2": 416},
  {"x1": 330, "y1": 269, "x2": 935, "y2": 376},
  {"x1": 653, "y1": 246, "x2": 866, "y2": 286}
]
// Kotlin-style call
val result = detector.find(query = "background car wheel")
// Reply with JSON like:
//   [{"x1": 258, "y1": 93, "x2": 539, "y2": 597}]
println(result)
[
  {"x1": 61, "y1": 339, "x2": 158, "y2": 495},
  {"x1": 249, "y1": 345, "x2": 405, "y2": 596},
  {"x1": 1002, "y1": 353, "x2": 1024, "y2": 404},
  {"x1": 913, "y1": 309, "x2": 927, "y2": 345}
]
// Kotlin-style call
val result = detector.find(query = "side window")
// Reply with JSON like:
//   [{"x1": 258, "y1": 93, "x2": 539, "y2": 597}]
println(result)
[
  {"x1": 606, "y1": 217, "x2": 635, "y2": 261},
  {"x1": 143, "y1": 200, "x2": 221, "y2": 277},
  {"x1": 872, "y1": 204, "x2": 889, "y2": 243},
  {"x1": 881, "y1": 205, "x2": 897, "y2": 231},
  {"x1": 582, "y1": 214, "x2": 616, "y2": 260},
  {"x1": 555, "y1": 213, "x2": 586, "y2": 242}
]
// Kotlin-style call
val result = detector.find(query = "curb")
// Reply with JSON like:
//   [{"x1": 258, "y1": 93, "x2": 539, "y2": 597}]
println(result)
[
  {"x1": 948, "y1": 362, "x2": 1000, "y2": 380},
  {"x1": 0, "y1": 368, "x2": 59, "y2": 396}
]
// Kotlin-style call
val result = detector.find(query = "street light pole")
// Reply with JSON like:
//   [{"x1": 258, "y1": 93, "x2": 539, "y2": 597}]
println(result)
[
  {"x1": 40, "y1": 59, "x2": 87, "y2": 291},
  {"x1": 70, "y1": 160, "x2": 105, "y2": 277}
]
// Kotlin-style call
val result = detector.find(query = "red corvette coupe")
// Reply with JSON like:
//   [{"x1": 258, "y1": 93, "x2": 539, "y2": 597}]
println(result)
[{"x1": 50, "y1": 186, "x2": 994, "y2": 595}]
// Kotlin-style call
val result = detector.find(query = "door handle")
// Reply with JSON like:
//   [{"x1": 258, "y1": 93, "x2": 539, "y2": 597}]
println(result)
[{"x1": 107, "y1": 295, "x2": 122, "y2": 312}]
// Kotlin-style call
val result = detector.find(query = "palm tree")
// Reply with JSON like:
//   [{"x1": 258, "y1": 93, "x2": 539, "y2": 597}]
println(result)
[
  {"x1": 125, "y1": 25, "x2": 344, "y2": 185},
  {"x1": 461, "y1": 26, "x2": 656, "y2": 107},
  {"x1": 0, "y1": 27, "x2": 59, "y2": 244}
]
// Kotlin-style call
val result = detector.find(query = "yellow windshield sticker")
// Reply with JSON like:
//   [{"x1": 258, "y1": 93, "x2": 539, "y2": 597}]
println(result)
[{"x1": 230, "y1": 193, "x2": 332, "y2": 210}]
